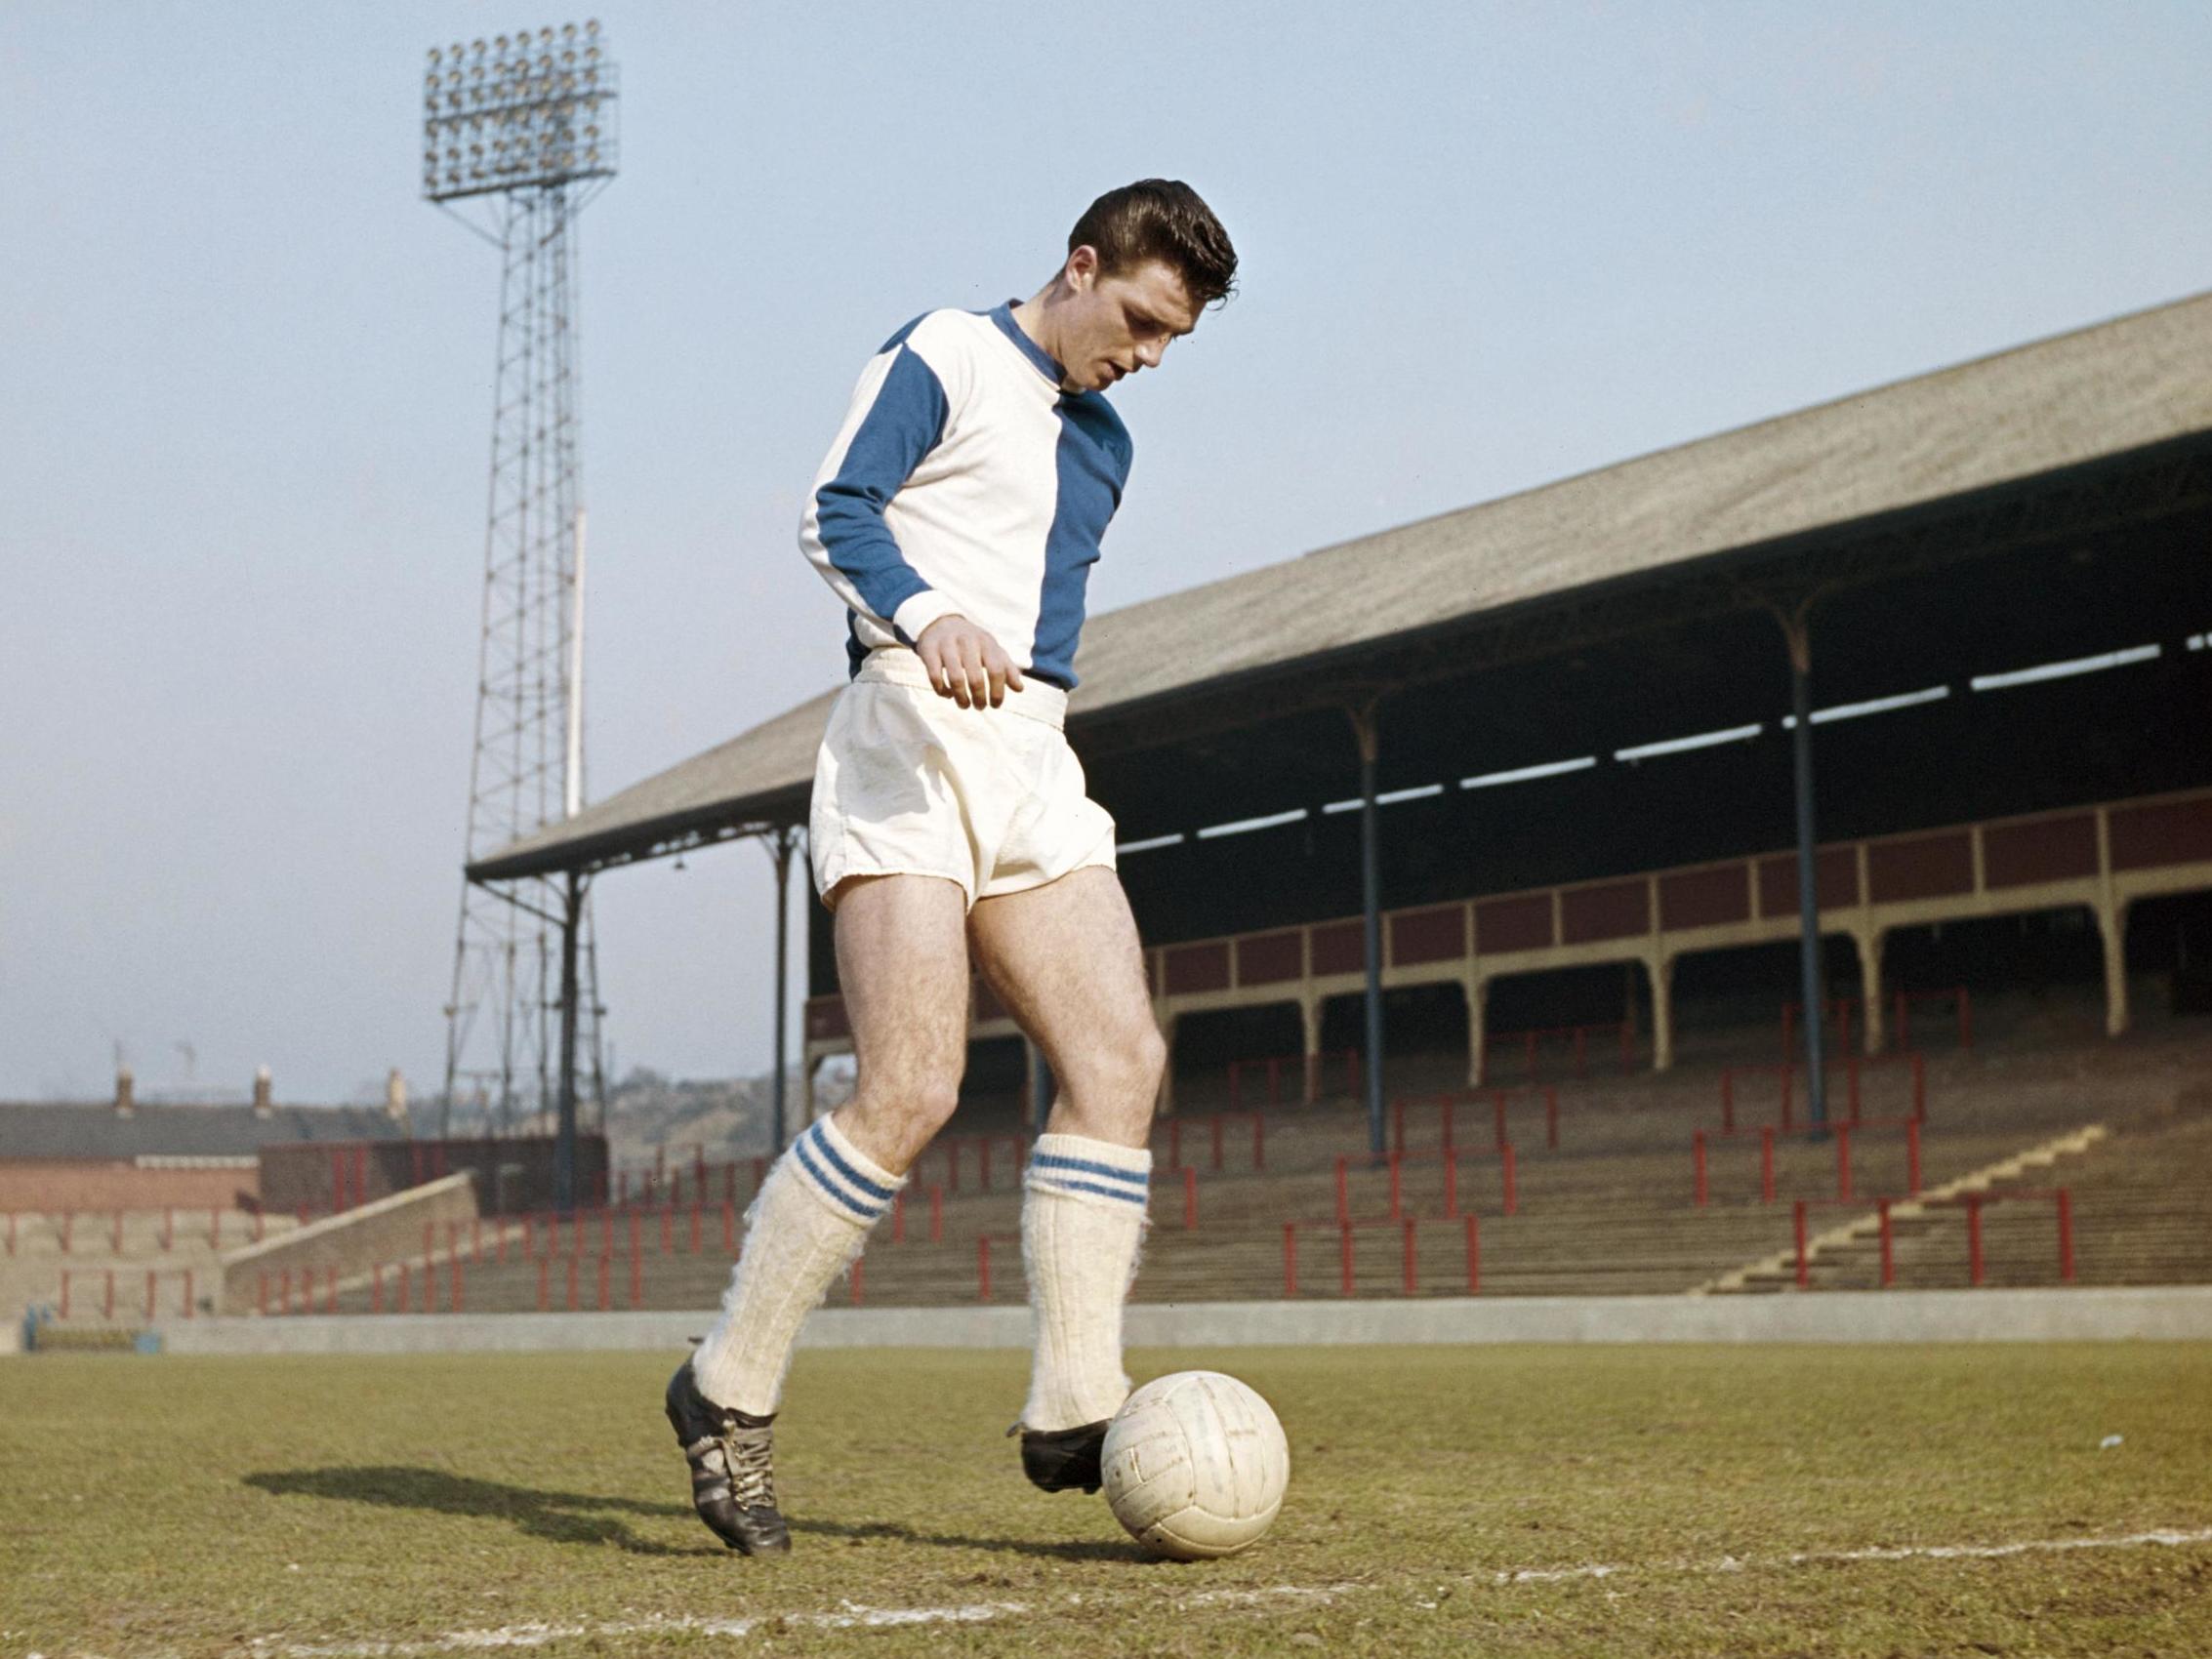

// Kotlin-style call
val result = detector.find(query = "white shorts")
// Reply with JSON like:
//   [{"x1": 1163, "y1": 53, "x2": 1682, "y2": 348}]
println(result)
[{"x1": 808, "y1": 647, "x2": 1119, "y2": 910}]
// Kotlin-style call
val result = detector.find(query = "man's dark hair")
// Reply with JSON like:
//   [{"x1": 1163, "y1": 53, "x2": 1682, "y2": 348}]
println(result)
[{"x1": 1069, "y1": 180, "x2": 1238, "y2": 309}]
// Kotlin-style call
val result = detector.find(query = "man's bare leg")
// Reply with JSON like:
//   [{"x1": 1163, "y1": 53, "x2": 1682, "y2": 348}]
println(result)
[
  {"x1": 675, "y1": 874, "x2": 969, "y2": 1551},
  {"x1": 969, "y1": 867, "x2": 1166, "y2": 1481}
]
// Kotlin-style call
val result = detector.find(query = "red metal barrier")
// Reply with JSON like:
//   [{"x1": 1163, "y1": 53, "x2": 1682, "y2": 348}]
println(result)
[
  {"x1": 565, "y1": 1255, "x2": 580, "y2": 1312},
  {"x1": 977, "y1": 1235, "x2": 994, "y2": 1303},
  {"x1": 1694, "y1": 1131, "x2": 1708, "y2": 1207},
  {"x1": 596, "y1": 1256, "x2": 612, "y2": 1313},
  {"x1": 1966, "y1": 1194, "x2": 1985, "y2": 1286},
  {"x1": 537, "y1": 1256, "x2": 550, "y2": 1312},
  {"x1": 1401, "y1": 1217, "x2": 1418, "y2": 1295},
  {"x1": 1183, "y1": 1165, "x2": 1199, "y2": 1230},
  {"x1": 722, "y1": 1201, "x2": 736, "y2": 1254},
  {"x1": 629, "y1": 1248, "x2": 642, "y2": 1310},
  {"x1": 1229, "y1": 1048, "x2": 1357, "y2": 1109},
  {"x1": 326, "y1": 1265, "x2": 339, "y2": 1315},
  {"x1": 689, "y1": 1204, "x2": 702, "y2": 1256},
  {"x1": 1282, "y1": 1222, "x2": 1298, "y2": 1297},
  {"x1": 1162, "y1": 1111, "x2": 1264, "y2": 1173},
  {"x1": 452, "y1": 1259, "x2": 466, "y2": 1315},
  {"x1": 1761, "y1": 1126, "x2": 1777, "y2": 1204},
  {"x1": 183, "y1": 1268, "x2": 195, "y2": 1318},
  {"x1": 848, "y1": 1256, "x2": 864, "y2": 1306},
  {"x1": 143, "y1": 1269, "x2": 156, "y2": 1321},
  {"x1": 1895, "y1": 985, "x2": 1972, "y2": 1052},
  {"x1": 1878, "y1": 1200, "x2": 1895, "y2": 1287},
  {"x1": 1338, "y1": 1222, "x2": 1354, "y2": 1297},
  {"x1": 1793, "y1": 1201, "x2": 1810, "y2": 1288},
  {"x1": 1464, "y1": 1214, "x2": 1481, "y2": 1294},
  {"x1": 929, "y1": 1184, "x2": 944, "y2": 1243}
]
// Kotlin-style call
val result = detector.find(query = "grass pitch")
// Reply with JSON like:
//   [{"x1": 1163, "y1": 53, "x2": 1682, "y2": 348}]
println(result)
[{"x1": 4, "y1": 1343, "x2": 2209, "y2": 1657}]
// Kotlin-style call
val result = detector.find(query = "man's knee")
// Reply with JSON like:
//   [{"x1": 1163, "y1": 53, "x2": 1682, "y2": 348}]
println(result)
[{"x1": 1058, "y1": 1020, "x2": 1166, "y2": 1113}]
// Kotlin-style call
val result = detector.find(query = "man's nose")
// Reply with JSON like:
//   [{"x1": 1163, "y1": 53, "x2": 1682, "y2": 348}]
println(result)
[{"x1": 1137, "y1": 338, "x2": 1167, "y2": 369}]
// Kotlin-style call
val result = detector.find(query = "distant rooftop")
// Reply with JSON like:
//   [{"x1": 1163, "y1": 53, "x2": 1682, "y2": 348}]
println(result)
[{"x1": 0, "y1": 1101, "x2": 406, "y2": 1161}]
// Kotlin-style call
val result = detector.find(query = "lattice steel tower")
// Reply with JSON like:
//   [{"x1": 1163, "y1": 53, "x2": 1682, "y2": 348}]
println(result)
[{"x1": 422, "y1": 22, "x2": 619, "y2": 1138}]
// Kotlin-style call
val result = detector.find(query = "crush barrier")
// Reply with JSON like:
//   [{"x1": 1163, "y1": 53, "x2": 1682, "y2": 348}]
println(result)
[
  {"x1": 1693, "y1": 1116, "x2": 1923, "y2": 1207},
  {"x1": 1281, "y1": 1214, "x2": 1483, "y2": 1297}
]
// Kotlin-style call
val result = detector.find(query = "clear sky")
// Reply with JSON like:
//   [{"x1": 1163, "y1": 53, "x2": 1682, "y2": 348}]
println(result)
[{"x1": 4, "y1": 2, "x2": 2209, "y2": 1104}]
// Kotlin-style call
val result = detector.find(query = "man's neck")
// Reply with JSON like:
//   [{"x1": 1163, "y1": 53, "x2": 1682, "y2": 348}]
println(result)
[{"x1": 1011, "y1": 286, "x2": 1070, "y2": 386}]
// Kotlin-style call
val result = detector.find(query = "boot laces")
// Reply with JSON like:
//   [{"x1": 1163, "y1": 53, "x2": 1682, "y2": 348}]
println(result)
[{"x1": 719, "y1": 1420, "x2": 776, "y2": 1509}]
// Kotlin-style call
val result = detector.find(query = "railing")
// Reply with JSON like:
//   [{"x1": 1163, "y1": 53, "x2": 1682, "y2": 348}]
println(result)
[
  {"x1": 1334, "y1": 1145, "x2": 1518, "y2": 1225},
  {"x1": 1391, "y1": 1087, "x2": 1559, "y2": 1155},
  {"x1": 1227, "y1": 1048, "x2": 1359, "y2": 1109},
  {"x1": 1694, "y1": 1117, "x2": 1922, "y2": 1208},
  {"x1": 1718, "y1": 1052, "x2": 1927, "y2": 1134},
  {"x1": 1158, "y1": 1111, "x2": 1264, "y2": 1173},
  {"x1": 1481, "y1": 1021, "x2": 1636, "y2": 1083},
  {"x1": 1281, "y1": 1214, "x2": 1483, "y2": 1297}
]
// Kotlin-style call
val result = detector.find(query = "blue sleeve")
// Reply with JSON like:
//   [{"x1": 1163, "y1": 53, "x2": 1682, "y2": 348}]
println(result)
[{"x1": 805, "y1": 344, "x2": 950, "y2": 635}]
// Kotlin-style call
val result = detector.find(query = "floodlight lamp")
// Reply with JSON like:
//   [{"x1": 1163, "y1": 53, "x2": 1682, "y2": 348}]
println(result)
[
  {"x1": 586, "y1": 19, "x2": 599, "y2": 34},
  {"x1": 472, "y1": 38, "x2": 486, "y2": 53},
  {"x1": 429, "y1": 47, "x2": 443, "y2": 63},
  {"x1": 562, "y1": 21, "x2": 576, "y2": 37},
  {"x1": 450, "y1": 42, "x2": 463, "y2": 58}
]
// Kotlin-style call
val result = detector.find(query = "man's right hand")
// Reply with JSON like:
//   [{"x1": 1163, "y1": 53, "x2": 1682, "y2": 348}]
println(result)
[{"x1": 915, "y1": 615, "x2": 1026, "y2": 709}]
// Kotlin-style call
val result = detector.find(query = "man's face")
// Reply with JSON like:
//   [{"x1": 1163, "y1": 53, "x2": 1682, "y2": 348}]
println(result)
[{"x1": 1056, "y1": 251, "x2": 1199, "y2": 393}]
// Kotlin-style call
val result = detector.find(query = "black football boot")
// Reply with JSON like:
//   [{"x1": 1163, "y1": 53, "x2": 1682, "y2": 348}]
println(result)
[
  {"x1": 1015, "y1": 1419, "x2": 1111, "y2": 1494},
  {"x1": 666, "y1": 1358, "x2": 791, "y2": 1555}
]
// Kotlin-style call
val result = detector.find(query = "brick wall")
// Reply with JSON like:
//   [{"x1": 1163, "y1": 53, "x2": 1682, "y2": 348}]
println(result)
[{"x1": 0, "y1": 1160, "x2": 258, "y2": 1214}]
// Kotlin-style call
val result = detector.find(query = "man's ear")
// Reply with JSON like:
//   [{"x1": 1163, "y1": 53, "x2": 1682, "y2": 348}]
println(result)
[{"x1": 1064, "y1": 244, "x2": 1100, "y2": 294}]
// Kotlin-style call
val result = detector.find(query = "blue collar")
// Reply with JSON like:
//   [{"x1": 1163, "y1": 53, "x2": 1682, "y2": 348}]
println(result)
[{"x1": 989, "y1": 302, "x2": 1068, "y2": 387}]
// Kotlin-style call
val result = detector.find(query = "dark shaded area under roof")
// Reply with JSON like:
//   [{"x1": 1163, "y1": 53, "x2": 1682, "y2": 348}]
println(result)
[
  {"x1": 0, "y1": 1103, "x2": 405, "y2": 1161},
  {"x1": 471, "y1": 289, "x2": 2212, "y2": 884}
]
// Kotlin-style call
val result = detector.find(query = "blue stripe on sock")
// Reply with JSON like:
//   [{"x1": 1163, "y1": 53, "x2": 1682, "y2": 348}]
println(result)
[
  {"x1": 1033, "y1": 1175, "x2": 1151, "y2": 1207},
  {"x1": 793, "y1": 1133, "x2": 884, "y2": 1222},
  {"x1": 1029, "y1": 1152, "x2": 1150, "y2": 1192},
  {"x1": 804, "y1": 1122, "x2": 896, "y2": 1204}
]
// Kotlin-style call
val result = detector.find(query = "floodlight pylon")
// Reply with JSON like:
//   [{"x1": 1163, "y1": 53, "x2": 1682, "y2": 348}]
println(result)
[{"x1": 425, "y1": 22, "x2": 618, "y2": 1153}]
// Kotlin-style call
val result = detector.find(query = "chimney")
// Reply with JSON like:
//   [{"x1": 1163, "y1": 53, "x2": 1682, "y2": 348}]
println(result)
[
  {"x1": 385, "y1": 1069, "x2": 410, "y2": 1125},
  {"x1": 253, "y1": 1065, "x2": 273, "y2": 1119},
  {"x1": 114, "y1": 1066, "x2": 135, "y2": 1118}
]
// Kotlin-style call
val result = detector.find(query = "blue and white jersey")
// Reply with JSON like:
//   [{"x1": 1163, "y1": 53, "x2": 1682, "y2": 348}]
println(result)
[{"x1": 799, "y1": 303, "x2": 1133, "y2": 690}]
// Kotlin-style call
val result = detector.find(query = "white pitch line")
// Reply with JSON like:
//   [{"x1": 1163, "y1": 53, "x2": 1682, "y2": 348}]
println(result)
[{"x1": 241, "y1": 1526, "x2": 2212, "y2": 1657}]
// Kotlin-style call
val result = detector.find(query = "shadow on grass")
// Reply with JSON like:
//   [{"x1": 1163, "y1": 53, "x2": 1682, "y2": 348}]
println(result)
[
  {"x1": 244, "y1": 1467, "x2": 702, "y2": 1557},
  {"x1": 244, "y1": 1468, "x2": 1153, "y2": 1564},
  {"x1": 795, "y1": 1516, "x2": 1154, "y2": 1564}
]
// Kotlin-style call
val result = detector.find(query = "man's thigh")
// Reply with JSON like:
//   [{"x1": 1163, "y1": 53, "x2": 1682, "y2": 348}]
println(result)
[
  {"x1": 966, "y1": 866, "x2": 1157, "y2": 1083},
  {"x1": 831, "y1": 872, "x2": 972, "y2": 1091}
]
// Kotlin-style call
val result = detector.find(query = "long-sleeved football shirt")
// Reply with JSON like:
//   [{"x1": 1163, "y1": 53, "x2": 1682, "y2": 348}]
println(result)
[{"x1": 799, "y1": 302, "x2": 1132, "y2": 690}]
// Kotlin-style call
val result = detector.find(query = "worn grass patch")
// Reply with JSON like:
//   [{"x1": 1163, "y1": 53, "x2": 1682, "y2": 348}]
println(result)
[{"x1": 3, "y1": 1343, "x2": 2209, "y2": 1656}]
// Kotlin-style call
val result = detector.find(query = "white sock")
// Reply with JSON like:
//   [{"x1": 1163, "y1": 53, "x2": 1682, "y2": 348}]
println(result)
[
  {"x1": 691, "y1": 1114, "x2": 903, "y2": 1417},
  {"x1": 1021, "y1": 1132, "x2": 1152, "y2": 1432}
]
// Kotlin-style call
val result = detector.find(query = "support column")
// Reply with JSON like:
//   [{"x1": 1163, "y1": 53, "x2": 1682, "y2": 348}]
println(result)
[
  {"x1": 1646, "y1": 954, "x2": 1675, "y2": 1073},
  {"x1": 1857, "y1": 929, "x2": 1886, "y2": 1055},
  {"x1": 1026, "y1": 1038, "x2": 1052, "y2": 1137},
  {"x1": 1462, "y1": 975, "x2": 1488, "y2": 1088},
  {"x1": 1349, "y1": 700, "x2": 1387, "y2": 1159},
  {"x1": 1778, "y1": 602, "x2": 1829, "y2": 1128},
  {"x1": 1156, "y1": 1011, "x2": 1179, "y2": 1117},
  {"x1": 1299, "y1": 996, "x2": 1325, "y2": 1105},
  {"x1": 768, "y1": 826, "x2": 797, "y2": 1153},
  {"x1": 2099, "y1": 902, "x2": 2132, "y2": 1038},
  {"x1": 555, "y1": 870, "x2": 584, "y2": 1212}
]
